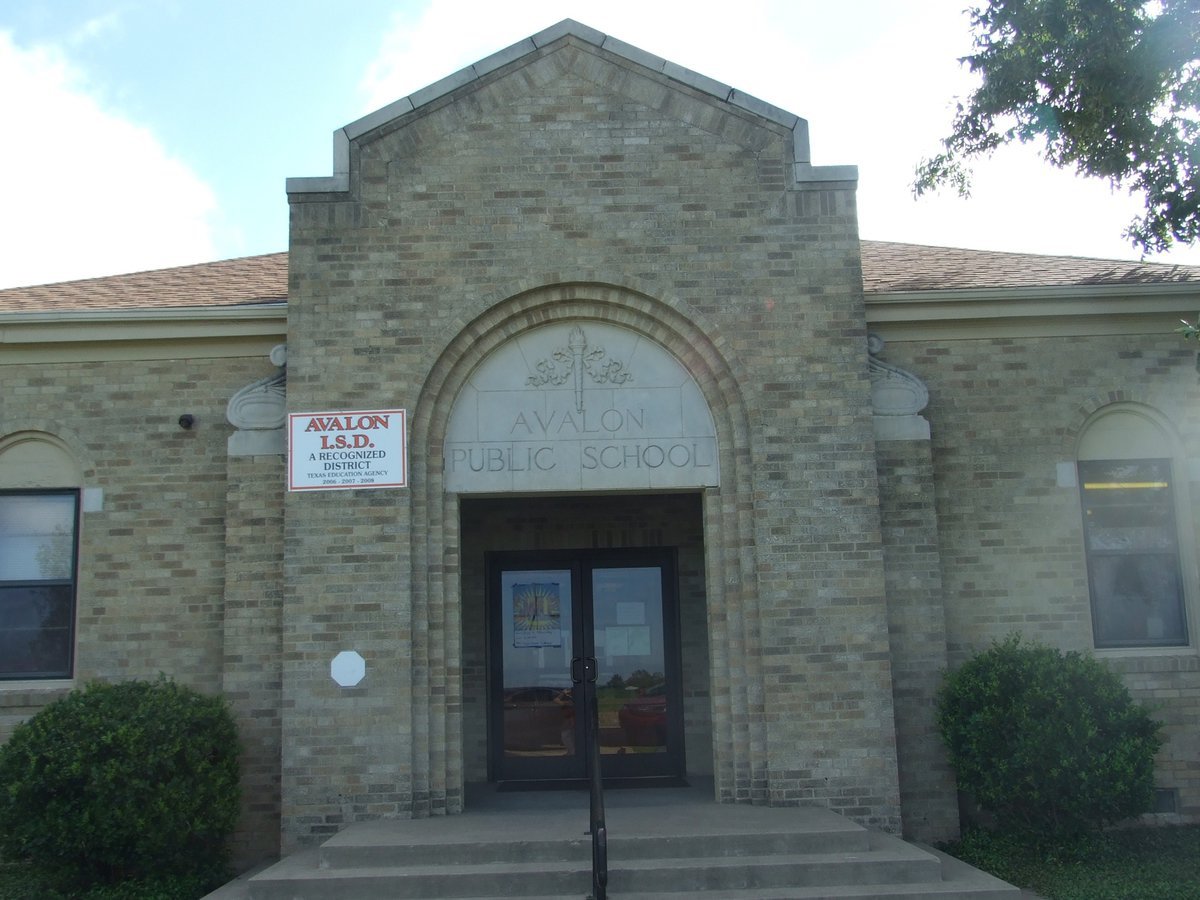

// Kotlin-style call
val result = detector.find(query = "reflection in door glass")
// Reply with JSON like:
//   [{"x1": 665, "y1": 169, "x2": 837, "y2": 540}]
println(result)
[
  {"x1": 592, "y1": 567, "x2": 667, "y2": 756},
  {"x1": 499, "y1": 570, "x2": 576, "y2": 759}
]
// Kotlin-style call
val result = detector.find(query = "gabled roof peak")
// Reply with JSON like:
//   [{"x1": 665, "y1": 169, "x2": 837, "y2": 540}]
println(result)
[{"x1": 287, "y1": 19, "x2": 856, "y2": 195}]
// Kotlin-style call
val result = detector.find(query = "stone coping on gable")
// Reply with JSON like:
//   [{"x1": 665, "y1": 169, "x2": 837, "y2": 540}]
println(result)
[{"x1": 285, "y1": 18, "x2": 857, "y2": 196}]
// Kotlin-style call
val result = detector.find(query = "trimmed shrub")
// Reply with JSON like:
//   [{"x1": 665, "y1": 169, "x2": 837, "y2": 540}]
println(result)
[
  {"x1": 0, "y1": 677, "x2": 240, "y2": 892},
  {"x1": 937, "y1": 634, "x2": 1162, "y2": 839}
]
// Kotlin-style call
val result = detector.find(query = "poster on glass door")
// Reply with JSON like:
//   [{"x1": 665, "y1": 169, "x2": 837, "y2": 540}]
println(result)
[{"x1": 511, "y1": 582, "x2": 563, "y2": 648}]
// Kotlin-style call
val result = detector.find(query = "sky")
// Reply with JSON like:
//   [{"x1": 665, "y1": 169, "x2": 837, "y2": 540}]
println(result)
[{"x1": 1, "y1": 0, "x2": 1197, "y2": 291}]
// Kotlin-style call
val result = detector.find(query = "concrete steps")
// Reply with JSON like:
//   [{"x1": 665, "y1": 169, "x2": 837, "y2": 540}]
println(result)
[{"x1": 243, "y1": 799, "x2": 1019, "y2": 900}]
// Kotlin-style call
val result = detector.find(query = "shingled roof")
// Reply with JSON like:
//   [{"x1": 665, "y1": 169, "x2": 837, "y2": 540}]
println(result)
[
  {"x1": 0, "y1": 243, "x2": 1197, "y2": 314},
  {"x1": 0, "y1": 252, "x2": 288, "y2": 313},
  {"x1": 862, "y1": 241, "x2": 1200, "y2": 293}
]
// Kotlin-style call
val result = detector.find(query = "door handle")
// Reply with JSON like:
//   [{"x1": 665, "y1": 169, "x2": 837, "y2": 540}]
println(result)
[{"x1": 571, "y1": 657, "x2": 598, "y2": 684}]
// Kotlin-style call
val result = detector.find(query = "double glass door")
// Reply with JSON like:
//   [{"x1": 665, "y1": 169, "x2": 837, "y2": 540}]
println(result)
[{"x1": 488, "y1": 548, "x2": 685, "y2": 785}]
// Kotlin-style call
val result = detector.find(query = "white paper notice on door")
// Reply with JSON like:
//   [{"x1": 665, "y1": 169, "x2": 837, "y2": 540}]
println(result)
[
  {"x1": 605, "y1": 625, "x2": 651, "y2": 656},
  {"x1": 616, "y1": 601, "x2": 645, "y2": 625}
]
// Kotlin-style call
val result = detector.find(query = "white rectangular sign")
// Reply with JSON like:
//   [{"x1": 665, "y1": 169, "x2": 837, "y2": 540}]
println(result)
[{"x1": 288, "y1": 409, "x2": 408, "y2": 491}]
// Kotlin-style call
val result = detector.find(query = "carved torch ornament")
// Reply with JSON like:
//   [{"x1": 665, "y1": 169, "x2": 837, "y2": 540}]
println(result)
[{"x1": 527, "y1": 326, "x2": 633, "y2": 412}]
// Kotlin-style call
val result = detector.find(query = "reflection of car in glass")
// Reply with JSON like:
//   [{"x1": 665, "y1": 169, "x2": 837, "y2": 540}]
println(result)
[
  {"x1": 502, "y1": 686, "x2": 574, "y2": 750},
  {"x1": 618, "y1": 683, "x2": 667, "y2": 746}
]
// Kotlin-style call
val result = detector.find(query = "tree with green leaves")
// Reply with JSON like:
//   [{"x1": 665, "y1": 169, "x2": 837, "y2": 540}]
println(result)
[{"x1": 914, "y1": 0, "x2": 1200, "y2": 255}]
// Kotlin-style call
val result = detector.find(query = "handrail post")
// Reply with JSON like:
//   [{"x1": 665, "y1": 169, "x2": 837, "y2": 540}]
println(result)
[{"x1": 575, "y1": 656, "x2": 607, "y2": 900}]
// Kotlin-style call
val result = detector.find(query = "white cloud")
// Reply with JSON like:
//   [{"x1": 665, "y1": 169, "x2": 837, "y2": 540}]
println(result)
[
  {"x1": 65, "y1": 11, "x2": 123, "y2": 48},
  {"x1": 359, "y1": 0, "x2": 817, "y2": 116},
  {"x1": 0, "y1": 31, "x2": 218, "y2": 289},
  {"x1": 360, "y1": 0, "x2": 578, "y2": 113},
  {"x1": 357, "y1": 0, "x2": 1200, "y2": 267}
]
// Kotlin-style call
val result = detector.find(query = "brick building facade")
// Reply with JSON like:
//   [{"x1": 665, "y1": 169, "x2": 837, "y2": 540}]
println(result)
[{"x1": 2, "y1": 21, "x2": 1199, "y2": 866}]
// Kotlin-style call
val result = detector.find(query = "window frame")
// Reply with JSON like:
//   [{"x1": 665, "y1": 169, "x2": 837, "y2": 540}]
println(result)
[
  {"x1": 0, "y1": 487, "x2": 80, "y2": 680},
  {"x1": 1077, "y1": 458, "x2": 1189, "y2": 649}
]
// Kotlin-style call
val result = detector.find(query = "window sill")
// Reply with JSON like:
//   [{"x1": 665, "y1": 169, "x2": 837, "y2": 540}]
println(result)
[
  {"x1": 0, "y1": 680, "x2": 75, "y2": 707},
  {"x1": 1093, "y1": 644, "x2": 1193, "y2": 656},
  {"x1": 1091, "y1": 647, "x2": 1200, "y2": 675}
]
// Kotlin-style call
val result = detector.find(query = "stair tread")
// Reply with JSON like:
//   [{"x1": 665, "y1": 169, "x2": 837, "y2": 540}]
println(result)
[
  {"x1": 246, "y1": 850, "x2": 1017, "y2": 899},
  {"x1": 263, "y1": 883, "x2": 1017, "y2": 900},
  {"x1": 321, "y1": 814, "x2": 866, "y2": 848},
  {"x1": 619, "y1": 845, "x2": 935, "y2": 868},
  {"x1": 255, "y1": 847, "x2": 936, "y2": 881},
  {"x1": 253, "y1": 888, "x2": 1015, "y2": 900},
  {"x1": 617, "y1": 886, "x2": 1019, "y2": 899},
  {"x1": 393, "y1": 891, "x2": 1014, "y2": 900},
  {"x1": 321, "y1": 832, "x2": 871, "y2": 867},
  {"x1": 240, "y1": 810, "x2": 1020, "y2": 899}
]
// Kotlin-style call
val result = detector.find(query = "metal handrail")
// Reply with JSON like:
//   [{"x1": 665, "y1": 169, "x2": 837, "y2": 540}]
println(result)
[{"x1": 585, "y1": 681, "x2": 607, "y2": 900}]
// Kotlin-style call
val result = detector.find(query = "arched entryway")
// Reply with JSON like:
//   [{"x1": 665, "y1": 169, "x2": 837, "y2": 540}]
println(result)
[{"x1": 407, "y1": 283, "x2": 761, "y2": 813}]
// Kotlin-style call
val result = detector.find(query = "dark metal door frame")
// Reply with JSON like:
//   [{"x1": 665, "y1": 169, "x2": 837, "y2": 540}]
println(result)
[{"x1": 486, "y1": 547, "x2": 686, "y2": 787}]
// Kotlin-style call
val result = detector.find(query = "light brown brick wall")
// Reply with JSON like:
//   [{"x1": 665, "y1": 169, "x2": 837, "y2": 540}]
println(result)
[
  {"x1": 2, "y1": 357, "x2": 261, "y2": 686},
  {"x1": 883, "y1": 332, "x2": 1200, "y2": 821},
  {"x1": 222, "y1": 453, "x2": 286, "y2": 863},
  {"x1": 282, "y1": 36, "x2": 901, "y2": 845},
  {"x1": 876, "y1": 437, "x2": 958, "y2": 841},
  {"x1": 0, "y1": 354, "x2": 284, "y2": 867}
]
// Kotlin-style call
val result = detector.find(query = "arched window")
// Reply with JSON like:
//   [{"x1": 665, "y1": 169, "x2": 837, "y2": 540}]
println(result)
[
  {"x1": 1076, "y1": 406, "x2": 1189, "y2": 649},
  {"x1": 0, "y1": 433, "x2": 81, "y2": 679}
]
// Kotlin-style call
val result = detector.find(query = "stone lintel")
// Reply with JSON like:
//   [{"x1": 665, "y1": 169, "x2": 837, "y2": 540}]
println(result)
[
  {"x1": 873, "y1": 414, "x2": 931, "y2": 442},
  {"x1": 794, "y1": 162, "x2": 860, "y2": 186},
  {"x1": 286, "y1": 175, "x2": 350, "y2": 196},
  {"x1": 228, "y1": 428, "x2": 286, "y2": 457}
]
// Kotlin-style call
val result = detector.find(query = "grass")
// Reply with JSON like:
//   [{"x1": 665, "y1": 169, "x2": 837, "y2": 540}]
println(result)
[
  {"x1": 945, "y1": 825, "x2": 1200, "y2": 900},
  {"x1": 0, "y1": 863, "x2": 218, "y2": 900}
]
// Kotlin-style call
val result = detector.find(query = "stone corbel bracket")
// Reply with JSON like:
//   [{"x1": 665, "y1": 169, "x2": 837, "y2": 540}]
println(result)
[
  {"x1": 227, "y1": 344, "x2": 287, "y2": 456},
  {"x1": 868, "y1": 334, "x2": 930, "y2": 441}
]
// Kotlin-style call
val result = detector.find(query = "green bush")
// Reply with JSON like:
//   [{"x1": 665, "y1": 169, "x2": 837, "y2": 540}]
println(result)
[
  {"x1": 0, "y1": 677, "x2": 240, "y2": 893},
  {"x1": 937, "y1": 634, "x2": 1162, "y2": 839}
]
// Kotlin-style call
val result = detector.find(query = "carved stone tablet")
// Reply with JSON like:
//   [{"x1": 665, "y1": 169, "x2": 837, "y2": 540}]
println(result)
[{"x1": 445, "y1": 322, "x2": 719, "y2": 492}]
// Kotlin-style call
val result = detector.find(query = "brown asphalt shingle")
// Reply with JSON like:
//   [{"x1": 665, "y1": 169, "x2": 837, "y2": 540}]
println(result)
[
  {"x1": 0, "y1": 252, "x2": 288, "y2": 313},
  {"x1": 861, "y1": 240, "x2": 1200, "y2": 293},
  {"x1": 0, "y1": 244, "x2": 1197, "y2": 314}
]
